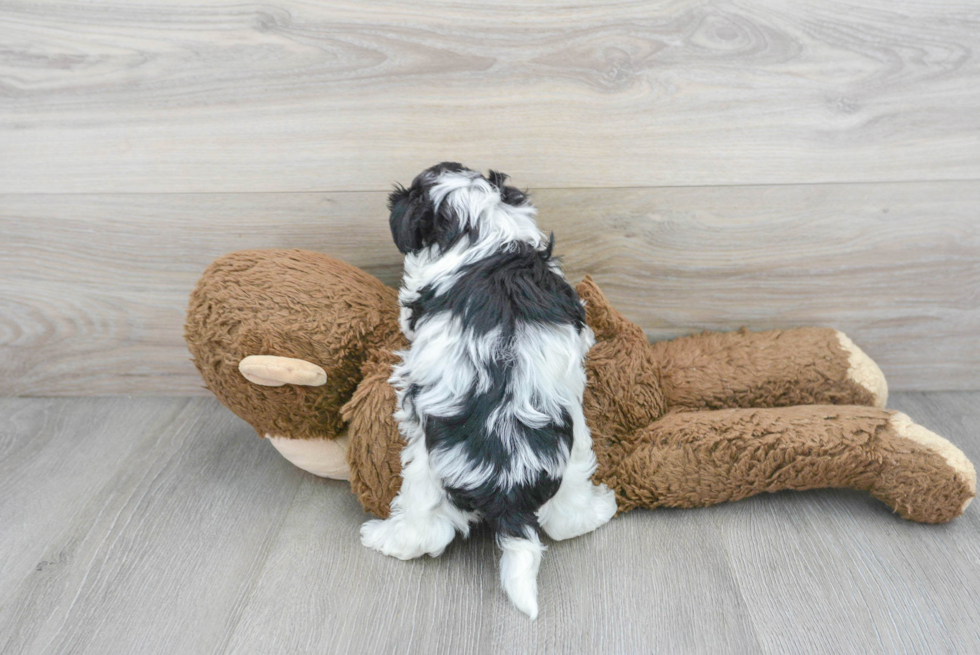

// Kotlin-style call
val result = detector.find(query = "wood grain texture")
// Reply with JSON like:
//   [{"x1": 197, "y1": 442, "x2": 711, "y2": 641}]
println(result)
[
  {"x1": 223, "y1": 485, "x2": 761, "y2": 655},
  {"x1": 0, "y1": 397, "x2": 303, "y2": 655},
  {"x1": 0, "y1": 398, "x2": 184, "y2": 605},
  {"x1": 2, "y1": 181, "x2": 978, "y2": 395},
  {"x1": 711, "y1": 391, "x2": 980, "y2": 655},
  {"x1": 0, "y1": 393, "x2": 978, "y2": 654},
  {"x1": 1, "y1": 0, "x2": 979, "y2": 192}
]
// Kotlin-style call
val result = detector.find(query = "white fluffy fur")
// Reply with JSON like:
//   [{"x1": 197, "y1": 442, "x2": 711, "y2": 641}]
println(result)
[
  {"x1": 361, "y1": 167, "x2": 616, "y2": 618},
  {"x1": 537, "y1": 399, "x2": 618, "y2": 541},
  {"x1": 499, "y1": 531, "x2": 546, "y2": 620},
  {"x1": 360, "y1": 427, "x2": 475, "y2": 560}
]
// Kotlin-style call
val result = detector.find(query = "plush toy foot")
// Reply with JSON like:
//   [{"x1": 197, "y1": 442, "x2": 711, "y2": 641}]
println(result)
[
  {"x1": 360, "y1": 513, "x2": 457, "y2": 560},
  {"x1": 873, "y1": 412, "x2": 976, "y2": 523},
  {"x1": 265, "y1": 434, "x2": 351, "y2": 480},
  {"x1": 835, "y1": 331, "x2": 888, "y2": 408}
]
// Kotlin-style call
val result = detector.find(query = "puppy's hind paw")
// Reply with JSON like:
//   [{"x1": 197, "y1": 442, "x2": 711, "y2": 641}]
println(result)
[
  {"x1": 539, "y1": 482, "x2": 618, "y2": 541},
  {"x1": 360, "y1": 515, "x2": 455, "y2": 560},
  {"x1": 360, "y1": 518, "x2": 422, "y2": 560}
]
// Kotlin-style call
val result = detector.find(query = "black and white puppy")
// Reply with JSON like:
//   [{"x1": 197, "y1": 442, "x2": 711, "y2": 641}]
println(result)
[{"x1": 360, "y1": 162, "x2": 617, "y2": 619}]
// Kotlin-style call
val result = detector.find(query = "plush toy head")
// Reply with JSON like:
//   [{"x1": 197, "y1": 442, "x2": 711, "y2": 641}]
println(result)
[{"x1": 185, "y1": 249, "x2": 403, "y2": 442}]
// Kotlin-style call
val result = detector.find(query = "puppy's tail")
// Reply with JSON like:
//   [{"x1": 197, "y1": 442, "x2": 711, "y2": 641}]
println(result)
[{"x1": 494, "y1": 518, "x2": 545, "y2": 620}]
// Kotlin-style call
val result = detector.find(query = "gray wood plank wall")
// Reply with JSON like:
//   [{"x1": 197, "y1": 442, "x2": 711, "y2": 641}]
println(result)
[
  {"x1": 2, "y1": 1, "x2": 978, "y2": 395},
  {"x1": 3, "y1": 0, "x2": 979, "y2": 192}
]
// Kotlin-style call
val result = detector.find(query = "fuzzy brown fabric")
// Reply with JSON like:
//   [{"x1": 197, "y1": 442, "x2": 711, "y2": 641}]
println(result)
[
  {"x1": 185, "y1": 250, "x2": 975, "y2": 524},
  {"x1": 610, "y1": 405, "x2": 972, "y2": 523},
  {"x1": 650, "y1": 327, "x2": 876, "y2": 410},
  {"x1": 341, "y1": 345, "x2": 407, "y2": 519},
  {"x1": 185, "y1": 250, "x2": 402, "y2": 441}
]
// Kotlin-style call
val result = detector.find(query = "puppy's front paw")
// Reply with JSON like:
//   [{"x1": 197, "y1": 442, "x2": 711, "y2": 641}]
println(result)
[{"x1": 360, "y1": 516, "x2": 454, "y2": 560}]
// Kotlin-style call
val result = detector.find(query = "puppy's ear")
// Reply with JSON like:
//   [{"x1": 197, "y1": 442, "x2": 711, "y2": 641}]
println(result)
[
  {"x1": 388, "y1": 184, "x2": 431, "y2": 254},
  {"x1": 487, "y1": 170, "x2": 509, "y2": 188},
  {"x1": 431, "y1": 201, "x2": 468, "y2": 252},
  {"x1": 487, "y1": 169, "x2": 528, "y2": 207}
]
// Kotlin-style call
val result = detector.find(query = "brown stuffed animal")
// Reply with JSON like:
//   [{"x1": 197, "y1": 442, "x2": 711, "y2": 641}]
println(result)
[{"x1": 185, "y1": 249, "x2": 975, "y2": 524}]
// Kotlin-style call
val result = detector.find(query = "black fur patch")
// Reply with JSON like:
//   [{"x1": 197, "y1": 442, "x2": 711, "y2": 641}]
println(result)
[
  {"x1": 406, "y1": 237, "x2": 584, "y2": 337},
  {"x1": 388, "y1": 162, "x2": 478, "y2": 255},
  {"x1": 411, "y1": 239, "x2": 584, "y2": 534},
  {"x1": 428, "y1": 360, "x2": 573, "y2": 537},
  {"x1": 487, "y1": 169, "x2": 529, "y2": 207},
  {"x1": 388, "y1": 162, "x2": 534, "y2": 255}
]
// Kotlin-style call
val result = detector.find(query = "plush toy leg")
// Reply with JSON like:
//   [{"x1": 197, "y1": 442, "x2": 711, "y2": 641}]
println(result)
[
  {"x1": 611, "y1": 405, "x2": 975, "y2": 524},
  {"x1": 648, "y1": 328, "x2": 887, "y2": 411},
  {"x1": 341, "y1": 351, "x2": 408, "y2": 519}
]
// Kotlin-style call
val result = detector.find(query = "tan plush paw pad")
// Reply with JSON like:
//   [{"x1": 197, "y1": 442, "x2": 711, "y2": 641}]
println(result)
[
  {"x1": 835, "y1": 331, "x2": 888, "y2": 408},
  {"x1": 889, "y1": 412, "x2": 976, "y2": 513},
  {"x1": 267, "y1": 434, "x2": 351, "y2": 480}
]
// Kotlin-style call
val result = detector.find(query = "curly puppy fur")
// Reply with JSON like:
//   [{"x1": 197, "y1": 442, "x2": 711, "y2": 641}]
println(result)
[{"x1": 359, "y1": 163, "x2": 616, "y2": 619}]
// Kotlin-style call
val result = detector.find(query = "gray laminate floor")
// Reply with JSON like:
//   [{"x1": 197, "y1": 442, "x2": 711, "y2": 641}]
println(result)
[{"x1": 1, "y1": 393, "x2": 978, "y2": 655}]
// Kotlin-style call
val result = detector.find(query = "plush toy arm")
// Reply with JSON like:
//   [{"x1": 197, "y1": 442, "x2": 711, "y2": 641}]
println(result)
[
  {"x1": 648, "y1": 328, "x2": 888, "y2": 411},
  {"x1": 340, "y1": 349, "x2": 405, "y2": 519},
  {"x1": 608, "y1": 405, "x2": 974, "y2": 523}
]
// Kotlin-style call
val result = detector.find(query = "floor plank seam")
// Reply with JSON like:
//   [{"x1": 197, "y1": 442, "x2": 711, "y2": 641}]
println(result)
[
  {"x1": 215, "y1": 476, "x2": 305, "y2": 655},
  {"x1": 708, "y1": 513, "x2": 767, "y2": 653}
]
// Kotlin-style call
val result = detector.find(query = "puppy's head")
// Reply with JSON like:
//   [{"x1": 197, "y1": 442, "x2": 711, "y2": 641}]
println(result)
[{"x1": 388, "y1": 162, "x2": 534, "y2": 255}]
